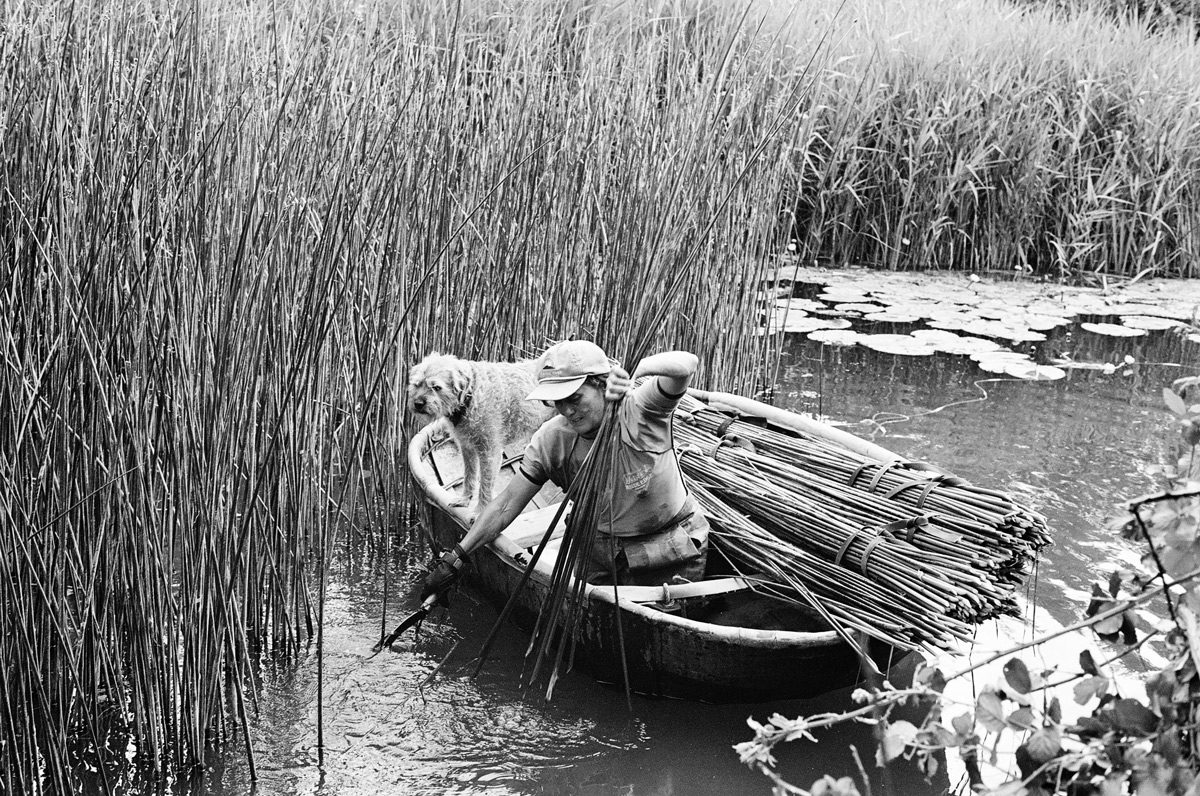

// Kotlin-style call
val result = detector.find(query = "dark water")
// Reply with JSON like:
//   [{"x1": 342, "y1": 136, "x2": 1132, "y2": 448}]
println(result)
[{"x1": 158, "y1": 313, "x2": 1197, "y2": 796}]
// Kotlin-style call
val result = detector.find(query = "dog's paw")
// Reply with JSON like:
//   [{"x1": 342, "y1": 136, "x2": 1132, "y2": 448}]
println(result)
[{"x1": 447, "y1": 491, "x2": 472, "y2": 508}]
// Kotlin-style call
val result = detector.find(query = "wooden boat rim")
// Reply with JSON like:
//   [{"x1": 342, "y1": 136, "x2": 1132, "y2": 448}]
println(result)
[{"x1": 404, "y1": 389, "x2": 904, "y2": 650}]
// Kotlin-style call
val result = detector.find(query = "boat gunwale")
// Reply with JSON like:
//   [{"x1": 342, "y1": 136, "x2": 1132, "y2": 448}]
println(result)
[{"x1": 404, "y1": 390, "x2": 898, "y2": 650}]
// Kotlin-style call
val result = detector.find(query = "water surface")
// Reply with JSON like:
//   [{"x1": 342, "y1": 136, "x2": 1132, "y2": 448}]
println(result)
[{"x1": 168, "y1": 288, "x2": 1199, "y2": 796}]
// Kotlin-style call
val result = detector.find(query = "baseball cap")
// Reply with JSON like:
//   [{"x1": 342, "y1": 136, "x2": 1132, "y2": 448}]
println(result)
[{"x1": 526, "y1": 340, "x2": 615, "y2": 402}]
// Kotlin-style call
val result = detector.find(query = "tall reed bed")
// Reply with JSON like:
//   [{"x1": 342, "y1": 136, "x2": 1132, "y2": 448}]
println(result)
[
  {"x1": 3, "y1": 0, "x2": 1198, "y2": 789},
  {"x1": 784, "y1": 0, "x2": 1200, "y2": 277},
  {"x1": 0, "y1": 0, "x2": 797, "y2": 789}
]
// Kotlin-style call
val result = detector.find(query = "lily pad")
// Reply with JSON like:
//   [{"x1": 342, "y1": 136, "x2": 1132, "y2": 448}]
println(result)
[
  {"x1": 1188, "y1": 333, "x2": 1200, "y2": 344},
  {"x1": 767, "y1": 313, "x2": 854, "y2": 334},
  {"x1": 971, "y1": 350, "x2": 1034, "y2": 374},
  {"x1": 1023, "y1": 313, "x2": 1073, "y2": 331},
  {"x1": 959, "y1": 319, "x2": 1047, "y2": 343},
  {"x1": 808, "y1": 329, "x2": 863, "y2": 346},
  {"x1": 1079, "y1": 322, "x2": 1147, "y2": 338},
  {"x1": 773, "y1": 298, "x2": 826, "y2": 312},
  {"x1": 1120, "y1": 315, "x2": 1183, "y2": 331},
  {"x1": 912, "y1": 329, "x2": 1006, "y2": 356},
  {"x1": 1004, "y1": 362, "x2": 1067, "y2": 381},
  {"x1": 866, "y1": 311, "x2": 923, "y2": 324},
  {"x1": 859, "y1": 334, "x2": 937, "y2": 356},
  {"x1": 834, "y1": 303, "x2": 886, "y2": 314}
]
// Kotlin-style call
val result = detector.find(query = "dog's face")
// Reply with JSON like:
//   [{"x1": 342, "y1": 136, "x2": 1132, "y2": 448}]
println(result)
[{"x1": 406, "y1": 352, "x2": 470, "y2": 423}]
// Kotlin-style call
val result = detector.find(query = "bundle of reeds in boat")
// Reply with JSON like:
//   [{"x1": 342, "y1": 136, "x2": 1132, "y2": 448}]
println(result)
[{"x1": 672, "y1": 396, "x2": 1051, "y2": 651}]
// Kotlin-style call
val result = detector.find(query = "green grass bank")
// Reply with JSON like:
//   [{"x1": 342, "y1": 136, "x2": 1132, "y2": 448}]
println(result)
[{"x1": 2, "y1": 0, "x2": 1199, "y2": 791}]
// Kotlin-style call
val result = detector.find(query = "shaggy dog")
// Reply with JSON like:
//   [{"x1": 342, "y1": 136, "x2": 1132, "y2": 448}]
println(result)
[{"x1": 407, "y1": 352, "x2": 553, "y2": 508}]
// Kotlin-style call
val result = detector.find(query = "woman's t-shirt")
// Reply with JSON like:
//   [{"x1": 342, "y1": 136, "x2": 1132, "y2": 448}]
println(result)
[{"x1": 518, "y1": 380, "x2": 686, "y2": 537}]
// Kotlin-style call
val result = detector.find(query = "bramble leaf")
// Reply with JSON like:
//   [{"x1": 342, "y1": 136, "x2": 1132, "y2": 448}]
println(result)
[
  {"x1": 1080, "y1": 650, "x2": 1100, "y2": 676},
  {"x1": 1047, "y1": 697, "x2": 1062, "y2": 724},
  {"x1": 951, "y1": 711, "x2": 974, "y2": 737},
  {"x1": 1003, "y1": 658, "x2": 1032, "y2": 695},
  {"x1": 1006, "y1": 707, "x2": 1035, "y2": 731},
  {"x1": 880, "y1": 720, "x2": 918, "y2": 762},
  {"x1": 1111, "y1": 698, "x2": 1159, "y2": 735},
  {"x1": 1073, "y1": 675, "x2": 1109, "y2": 705},
  {"x1": 1025, "y1": 726, "x2": 1062, "y2": 762},
  {"x1": 977, "y1": 692, "x2": 1007, "y2": 734}
]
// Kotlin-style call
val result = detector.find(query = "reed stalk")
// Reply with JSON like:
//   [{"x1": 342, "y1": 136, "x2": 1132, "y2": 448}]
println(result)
[{"x1": 3, "y1": 0, "x2": 1194, "y2": 788}]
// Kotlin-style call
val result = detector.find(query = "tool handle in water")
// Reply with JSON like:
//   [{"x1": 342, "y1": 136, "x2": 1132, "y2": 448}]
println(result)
[{"x1": 377, "y1": 594, "x2": 438, "y2": 650}]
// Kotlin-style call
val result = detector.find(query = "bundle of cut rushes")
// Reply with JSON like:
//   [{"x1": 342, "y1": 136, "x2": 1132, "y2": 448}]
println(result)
[{"x1": 673, "y1": 395, "x2": 1052, "y2": 654}]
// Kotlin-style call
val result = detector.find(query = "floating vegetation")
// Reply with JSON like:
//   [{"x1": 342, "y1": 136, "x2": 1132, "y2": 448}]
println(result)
[
  {"x1": 1121, "y1": 315, "x2": 1185, "y2": 331},
  {"x1": 759, "y1": 267, "x2": 1200, "y2": 381},
  {"x1": 859, "y1": 334, "x2": 938, "y2": 356},
  {"x1": 1003, "y1": 362, "x2": 1068, "y2": 381},
  {"x1": 971, "y1": 350, "x2": 1037, "y2": 374},
  {"x1": 808, "y1": 329, "x2": 863, "y2": 346},
  {"x1": 834, "y1": 302, "x2": 886, "y2": 314},
  {"x1": 910, "y1": 330, "x2": 1005, "y2": 356},
  {"x1": 1080, "y1": 322, "x2": 1149, "y2": 337},
  {"x1": 865, "y1": 310, "x2": 923, "y2": 324},
  {"x1": 818, "y1": 290, "x2": 871, "y2": 304},
  {"x1": 767, "y1": 314, "x2": 854, "y2": 334},
  {"x1": 775, "y1": 297, "x2": 827, "y2": 313}
]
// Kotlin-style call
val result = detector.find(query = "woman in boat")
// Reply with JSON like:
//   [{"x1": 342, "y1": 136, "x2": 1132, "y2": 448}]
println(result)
[{"x1": 421, "y1": 339, "x2": 710, "y2": 602}]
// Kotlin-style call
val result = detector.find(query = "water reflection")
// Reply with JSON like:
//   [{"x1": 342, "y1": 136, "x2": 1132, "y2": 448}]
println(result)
[{"x1": 143, "y1": 320, "x2": 1197, "y2": 796}]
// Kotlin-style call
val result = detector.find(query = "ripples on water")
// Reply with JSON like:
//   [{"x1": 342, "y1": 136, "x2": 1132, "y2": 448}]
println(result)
[{"x1": 151, "y1": 319, "x2": 1196, "y2": 796}]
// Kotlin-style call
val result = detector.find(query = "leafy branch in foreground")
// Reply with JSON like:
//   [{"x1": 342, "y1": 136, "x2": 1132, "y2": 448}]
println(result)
[{"x1": 737, "y1": 382, "x2": 1200, "y2": 796}]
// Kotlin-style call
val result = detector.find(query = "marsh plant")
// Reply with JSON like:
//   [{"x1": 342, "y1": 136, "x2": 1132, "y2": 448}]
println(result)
[
  {"x1": 0, "y1": 0, "x2": 797, "y2": 790},
  {"x1": 737, "y1": 382, "x2": 1200, "y2": 795},
  {"x1": 3, "y1": 0, "x2": 1200, "y2": 791}
]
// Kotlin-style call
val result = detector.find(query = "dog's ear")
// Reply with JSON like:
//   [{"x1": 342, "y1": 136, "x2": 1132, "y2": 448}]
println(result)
[
  {"x1": 448, "y1": 360, "x2": 472, "y2": 399},
  {"x1": 407, "y1": 362, "x2": 425, "y2": 386}
]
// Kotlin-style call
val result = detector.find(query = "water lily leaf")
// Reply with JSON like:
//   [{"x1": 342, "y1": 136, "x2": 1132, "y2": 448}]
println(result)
[
  {"x1": 1121, "y1": 315, "x2": 1183, "y2": 331},
  {"x1": 1080, "y1": 322, "x2": 1147, "y2": 338},
  {"x1": 973, "y1": 352, "x2": 1033, "y2": 374},
  {"x1": 1003, "y1": 362, "x2": 1067, "y2": 381},
  {"x1": 859, "y1": 334, "x2": 937, "y2": 356},
  {"x1": 834, "y1": 302, "x2": 885, "y2": 314},
  {"x1": 865, "y1": 311, "x2": 922, "y2": 324},
  {"x1": 768, "y1": 314, "x2": 853, "y2": 334},
  {"x1": 1023, "y1": 313, "x2": 1072, "y2": 331},
  {"x1": 976, "y1": 692, "x2": 1007, "y2": 734},
  {"x1": 808, "y1": 329, "x2": 862, "y2": 346},
  {"x1": 1188, "y1": 333, "x2": 1200, "y2": 344},
  {"x1": 773, "y1": 297, "x2": 826, "y2": 312},
  {"x1": 818, "y1": 290, "x2": 870, "y2": 304},
  {"x1": 1003, "y1": 658, "x2": 1032, "y2": 694},
  {"x1": 912, "y1": 329, "x2": 1005, "y2": 355}
]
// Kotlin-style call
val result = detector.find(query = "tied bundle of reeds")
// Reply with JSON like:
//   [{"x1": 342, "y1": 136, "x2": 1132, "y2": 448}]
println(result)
[{"x1": 672, "y1": 397, "x2": 1050, "y2": 651}]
